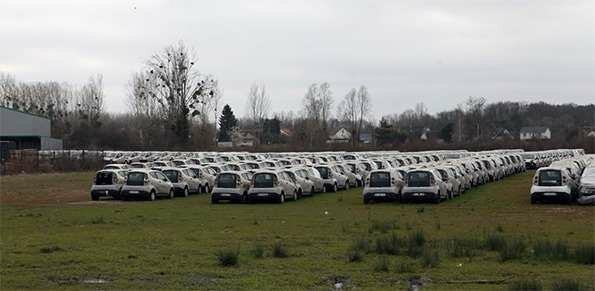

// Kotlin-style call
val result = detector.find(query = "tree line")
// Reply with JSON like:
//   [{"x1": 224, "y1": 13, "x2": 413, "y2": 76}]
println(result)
[{"x1": 1, "y1": 41, "x2": 593, "y2": 152}]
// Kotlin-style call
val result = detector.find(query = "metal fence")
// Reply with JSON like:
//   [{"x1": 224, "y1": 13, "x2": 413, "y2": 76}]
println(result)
[{"x1": 0, "y1": 150, "x2": 105, "y2": 175}]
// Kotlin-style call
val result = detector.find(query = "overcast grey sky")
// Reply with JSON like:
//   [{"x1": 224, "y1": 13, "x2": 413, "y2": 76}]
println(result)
[{"x1": 1, "y1": 0, "x2": 594, "y2": 118}]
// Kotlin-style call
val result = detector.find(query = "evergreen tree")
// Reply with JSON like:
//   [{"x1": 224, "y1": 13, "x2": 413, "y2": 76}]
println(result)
[{"x1": 218, "y1": 104, "x2": 238, "y2": 142}]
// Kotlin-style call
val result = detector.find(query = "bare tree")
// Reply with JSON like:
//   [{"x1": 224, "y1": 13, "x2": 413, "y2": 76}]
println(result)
[
  {"x1": 246, "y1": 83, "x2": 271, "y2": 125},
  {"x1": 319, "y1": 82, "x2": 333, "y2": 133},
  {"x1": 75, "y1": 74, "x2": 104, "y2": 126},
  {"x1": 337, "y1": 86, "x2": 371, "y2": 145},
  {"x1": 356, "y1": 86, "x2": 371, "y2": 142},
  {"x1": 136, "y1": 41, "x2": 219, "y2": 145},
  {"x1": 337, "y1": 88, "x2": 357, "y2": 145}
]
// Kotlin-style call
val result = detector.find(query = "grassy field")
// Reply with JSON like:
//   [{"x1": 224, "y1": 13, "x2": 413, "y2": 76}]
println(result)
[{"x1": 0, "y1": 171, "x2": 593, "y2": 290}]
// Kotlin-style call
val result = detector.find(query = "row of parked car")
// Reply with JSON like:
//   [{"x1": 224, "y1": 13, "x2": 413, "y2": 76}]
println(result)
[
  {"x1": 528, "y1": 151, "x2": 595, "y2": 205},
  {"x1": 360, "y1": 151, "x2": 531, "y2": 203},
  {"x1": 88, "y1": 149, "x2": 583, "y2": 204}
]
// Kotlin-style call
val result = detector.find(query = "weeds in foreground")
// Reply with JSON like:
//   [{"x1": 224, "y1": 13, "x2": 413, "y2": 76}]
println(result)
[
  {"x1": 508, "y1": 278, "x2": 543, "y2": 291},
  {"x1": 272, "y1": 241, "x2": 289, "y2": 258},
  {"x1": 499, "y1": 239, "x2": 527, "y2": 262},
  {"x1": 551, "y1": 278, "x2": 583, "y2": 291},
  {"x1": 373, "y1": 256, "x2": 389, "y2": 272},
  {"x1": 215, "y1": 248, "x2": 239, "y2": 267},
  {"x1": 251, "y1": 243, "x2": 265, "y2": 258}
]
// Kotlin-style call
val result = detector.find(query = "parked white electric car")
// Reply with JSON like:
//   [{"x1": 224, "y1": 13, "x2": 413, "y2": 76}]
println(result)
[
  {"x1": 90, "y1": 169, "x2": 128, "y2": 200},
  {"x1": 211, "y1": 171, "x2": 251, "y2": 203},
  {"x1": 401, "y1": 169, "x2": 448, "y2": 203},
  {"x1": 121, "y1": 170, "x2": 174, "y2": 201},
  {"x1": 362, "y1": 169, "x2": 405, "y2": 203}
]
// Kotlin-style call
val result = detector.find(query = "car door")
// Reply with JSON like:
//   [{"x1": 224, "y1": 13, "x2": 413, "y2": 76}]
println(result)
[{"x1": 156, "y1": 172, "x2": 170, "y2": 194}]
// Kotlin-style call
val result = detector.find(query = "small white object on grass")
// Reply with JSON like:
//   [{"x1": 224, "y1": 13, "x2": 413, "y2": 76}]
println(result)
[{"x1": 324, "y1": 211, "x2": 328, "y2": 215}]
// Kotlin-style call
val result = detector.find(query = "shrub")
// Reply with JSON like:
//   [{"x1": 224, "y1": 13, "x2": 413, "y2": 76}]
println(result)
[
  {"x1": 500, "y1": 239, "x2": 527, "y2": 262},
  {"x1": 508, "y1": 278, "x2": 543, "y2": 291},
  {"x1": 573, "y1": 244, "x2": 595, "y2": 265},
  {"x1": 251, "y1": 243, "x2": 265, "y2": 258},
  {"x1": 373, "y1": 256, "x2": 389, "y2": 272},
  {"x1": 421, "y1": 249, "x2": 440, "y2": 268},
  {"x1": 39, "y1": 246, "x2": 63, "y2": 254},
  {"x1": 405, "y1": 231, "x2": 426, "y2": 258},
  {"x1": 409, "y1": 230, "x2": 426, "y2": 247},
  {"x1": 272, "y1": 241, "x2": 289, "y2": 258},
  {"x1": 551, "y1": 278, "x2": 582, "y2": 291},
  {"x1": 352, "y1": 237, "x2": 371, "y2": 253},
  {"x1": 369, "y1": 220, "x2": 397, "y2": 234},
  {"x1": 485, "y1": 233, "x2": 507, "y2": 251},
  {"x1": 216, "y1": 248, "x2": 239, "y2": 267},
  {"x1": 533, "y1": 240, "x2": 568, "y2": 261},
  {"x1": 90, "y1": 216, "x2": 106, "y2": 224},
  {"x1": 396, "y1": 261, "x2": 416, "y2": 273},
  {"x1": 347, "y1": 249, "x2": 363, "y2": 262},
  {"x1": 375, "y1": 233, "x2": 402, "y2": 255},
  {"x1": 446, "y1": 238, "x2": 481, "y2": 258}
]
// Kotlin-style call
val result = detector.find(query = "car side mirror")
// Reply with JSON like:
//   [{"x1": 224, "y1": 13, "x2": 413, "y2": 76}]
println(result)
[{"x1": 305, "y1": 176, "x2": 310, "y2": 180}]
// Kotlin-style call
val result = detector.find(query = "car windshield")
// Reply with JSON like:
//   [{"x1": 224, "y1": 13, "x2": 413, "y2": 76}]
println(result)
[
  {"x1": 347, "y1": 164, "x2": 356, "y2": 173},
  {"x1": 173, "y1": 161, "x2": 184, "y2": 166},
  {"x1": 362, "y1": 163, "x2": 372, "y2": 171},
  {"x1": 217, "y1": 173, "x2": 237, "y2": 188},
  {"x1": 538, "y1": 170, "x2": 562, "y2": 186},
  {"x1": 370, "y1": 172, "x2": 390, "y2": 187},
  {"x1": 95, "y1": 172, "x2": 113, "y2": 185},
  {"x1": 407, "y1": 171, "x2": 431, "y2": 187},
  {"x1": 127, "y1": 172, "x2": 146, "y2": 186},
  {"x1": 253, "y1": 173, "x2": 275, "y2": 188},
  {"x1": 437, "y1": 169, "x2": 448, "y2": 180},
  {"x1": 162, "y1": 170, "x2": 179, "y2": 183},
  {"x1": 315, "y1": 167, "x2": 330, "y2": 179}
]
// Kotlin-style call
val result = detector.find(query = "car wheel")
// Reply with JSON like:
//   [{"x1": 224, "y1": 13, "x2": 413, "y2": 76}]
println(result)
[
  {"x1": 333, "y1": 183, "x2": 338, "y2": 192},
  {"x1": 310, "y1": 187, "x2": 315, "y2": 195},
  {"x1": 149, "y1": 190, "x2": 156, "y2": 201},
  {"x1": 433, "y1": 193, "x2": 441, "y2": 204},
  {"x1": 168, "y1": 189, "x2": 174, "y2": 199},
  {"x1": 293, "y1": 190, "x2": 298, "y2": 201},
  {"x1": 345, "y1": 182, "x2": 350, "y2": 190},
  {"x1": 183, "y1": 187, "x2": 189, "y2": 197},
  {"x1": 278, "y1": 193, "x2": 285, "y2": 204},
  {"x1": 205, "y1": 185, "x2": 211, "y2": 194},
  {"x1": 363, "y1": 198, "x2": 369, "y2": 204}
]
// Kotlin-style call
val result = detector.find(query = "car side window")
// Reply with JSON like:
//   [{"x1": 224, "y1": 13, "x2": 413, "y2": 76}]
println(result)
[{"x1": 157, "y1": 172, "x2": 168, "y2": 181}]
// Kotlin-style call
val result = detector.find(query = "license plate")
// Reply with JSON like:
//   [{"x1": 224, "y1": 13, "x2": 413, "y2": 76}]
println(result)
[
  {"x1": 221, "y1": 194, "x2": 231, "y2": 197},
  {"x1": 257, "y1": 193, "x2": 268, "y2": 197},
  {"x1": 375, "y1": 193, "x2": 386, "y2": 197},
  {"x1": 543, "y1": 192, "x2": 557, "y2": 196},
  {"x1": 413, "y1": 193, "x2": 425, "y2": 196},
  {"x1": 105, "y1": 190, "x2": 109, "y2": 194},
  {"x1": 129, "y1": 190, "x2": 139, "y2": 194}
]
